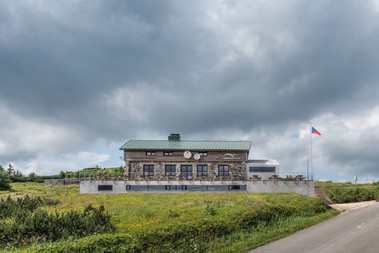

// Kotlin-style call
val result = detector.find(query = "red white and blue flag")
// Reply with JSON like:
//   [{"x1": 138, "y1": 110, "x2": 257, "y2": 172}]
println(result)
[{"x1": 312, "y1": 127, "x2": 321, "y2": 135}]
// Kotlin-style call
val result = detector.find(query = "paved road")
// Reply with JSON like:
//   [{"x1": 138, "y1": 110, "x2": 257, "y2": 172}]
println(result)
[{"x1": 250, "y1": 202, "x2": 379, "y2": 253}]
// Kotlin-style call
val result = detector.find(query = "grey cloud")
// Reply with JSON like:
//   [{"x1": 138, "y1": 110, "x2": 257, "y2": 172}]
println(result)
[{"x1": 1, "y1": 0, "x2": 379, "y2": 180}]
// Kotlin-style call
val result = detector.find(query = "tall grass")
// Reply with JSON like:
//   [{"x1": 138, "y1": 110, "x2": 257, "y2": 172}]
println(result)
[
  {"x1": 1, "y1": 183, "x2": 338, "y2": 252},
  {"x1": 316, "y1": 181, "x2": 379, "y2": 203}
]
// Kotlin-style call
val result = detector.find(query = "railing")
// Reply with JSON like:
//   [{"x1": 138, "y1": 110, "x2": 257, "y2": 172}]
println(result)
[
  {"x1": 78, "y1": 171, "x2": 312, "y2": 181},
  {"x1": 79, "y1": 172, "x2": 247, "y2": 181}
]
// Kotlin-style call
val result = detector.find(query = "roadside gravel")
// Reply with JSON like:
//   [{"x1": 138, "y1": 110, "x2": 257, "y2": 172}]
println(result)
[{"x1": 329, "y1": 200, "x2": 377, "y2": 212}]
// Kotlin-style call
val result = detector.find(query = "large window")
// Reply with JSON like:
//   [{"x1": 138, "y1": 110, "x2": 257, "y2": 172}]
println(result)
[
  {"x1": 181, "y1": 165, "x2": 193, "y2": 177},
  {"x1": 249, "y1": 167, "x2": 276, "y2": 173},
  {"x1": 143, "y1": 165, "x2": 155, "y2": 176},
  {"x1": 197, "y1": 165, "x2": 208, "y2": 176},
  {"x1": 165, "y1": 165, "x2": 176, "y2": 176},
  {"x1": 218, "y1": 165, "x2": 229, "y2": 176}
]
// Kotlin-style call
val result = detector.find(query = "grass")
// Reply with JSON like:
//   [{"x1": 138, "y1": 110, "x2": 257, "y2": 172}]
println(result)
[
  {"x1": 1, "y1": 182, "x2": 339, "y2": 252},
  {"x1": 316, "y1": 181, "x2": 379, "y2": 203}
]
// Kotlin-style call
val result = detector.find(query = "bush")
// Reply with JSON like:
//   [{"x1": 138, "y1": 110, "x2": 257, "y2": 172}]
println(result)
[
  {"x1": 325, "y1": 187, "x2": 378, "y2": 203},
  {"x1": 0, "y1": 172, "x2": 11, "y2": 191},
  {"x1": 0, "y1": 195, "x2": 114, "y2": 247},
  {"x1": 25, "y1": 195, "x2": 331, "y2": 253}
]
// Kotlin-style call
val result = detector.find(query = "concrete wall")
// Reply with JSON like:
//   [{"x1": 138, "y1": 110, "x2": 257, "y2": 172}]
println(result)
[
  {"x1": 80, "y1": 180, "x2": 314, "y2": 196},
  {"x1": 246, "y1": 180, "x2": 314, "y2": 196}
]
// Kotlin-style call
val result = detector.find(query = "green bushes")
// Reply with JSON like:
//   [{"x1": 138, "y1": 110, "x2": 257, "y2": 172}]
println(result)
[
  {"x1": 0, "y1": 196, "x2": 115, "y2": 247},
  {"x1": 26, "y1": 194, "x2": 333, "y2": 253},
  {"x1": 0, "y1": 195, "x2": 57, "y2": 219},
  {"x1": 325, "y1": 187, "x2": 377, "y2": 203},
  {"x1": 0, "y1": 172, "x2": 11, "y2": 190}
]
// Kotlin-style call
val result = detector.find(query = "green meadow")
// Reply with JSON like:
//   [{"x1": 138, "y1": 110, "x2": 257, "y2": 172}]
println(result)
[{"x1": 1, "y1": 182, "x2": 338, "y2": 253}]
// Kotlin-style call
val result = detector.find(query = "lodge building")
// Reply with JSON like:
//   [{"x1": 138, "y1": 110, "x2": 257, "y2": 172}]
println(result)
[
  {"x1": 121, "y1": 134, "x2": 251, "y2": 182},
  {"x1": 80, "y1": 134, "x2": 314, "y2": 195}
]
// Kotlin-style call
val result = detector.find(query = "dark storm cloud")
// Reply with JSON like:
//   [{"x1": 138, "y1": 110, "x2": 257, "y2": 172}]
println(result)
[{"x1": 1, "y1": 0, "x2": 379, "y2": 179}]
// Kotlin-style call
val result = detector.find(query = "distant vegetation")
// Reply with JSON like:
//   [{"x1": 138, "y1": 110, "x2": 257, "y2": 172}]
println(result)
[{"x1": 0, "y1": 164, "x2": 124, "y2": 189}]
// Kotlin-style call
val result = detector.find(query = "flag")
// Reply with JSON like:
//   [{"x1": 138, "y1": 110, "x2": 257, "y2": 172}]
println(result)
[{"x1": 312, "y1": 127, "x2": 321, "y2": 135}]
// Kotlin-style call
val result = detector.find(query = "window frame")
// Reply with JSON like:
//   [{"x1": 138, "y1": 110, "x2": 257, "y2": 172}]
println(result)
[
  {"x1": 180, "y1": 165, "x2": 193, "y2": 177},
  {"x1": 146, "y1": 151, "x2": 156, "y2": 156},
  {"x1": 98, "y1": 185, "x2": 113, "y2": 191},
  {"x1": 218, "y1": 165, "x2": 230, "y2": 176},
  {"x1": 163, "y1": 151, "x2": 174, "y2": 156},
  {"x1": 143, "y1": 164, "x2": 155, "y2": 176},
  {"x1": 198, "y1": 151, "x2": 208, "y2": 156},
  {"x1": 196, "y1": 164, "x2": 208, "y2": 176},
  {"x1": 165, "y1": 165, "x2": 176, "y2": 176},
  {"x1": 249, "y1": 167, "x2": 276, "y2": 173}
]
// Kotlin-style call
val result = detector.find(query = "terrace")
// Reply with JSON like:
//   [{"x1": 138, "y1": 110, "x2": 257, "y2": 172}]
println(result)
[{"x1": 78, "y1": 171, "x2": 308, "y2": 182}]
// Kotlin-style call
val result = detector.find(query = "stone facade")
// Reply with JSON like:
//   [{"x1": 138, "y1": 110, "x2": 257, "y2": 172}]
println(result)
[{"x1": 126, "y1": 160, "x2": 247, "y2": 181}]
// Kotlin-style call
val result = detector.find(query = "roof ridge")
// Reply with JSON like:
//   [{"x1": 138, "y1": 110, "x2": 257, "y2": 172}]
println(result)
[{"x1": 127, "y1": 140, "x2": 250, "y2": 142}]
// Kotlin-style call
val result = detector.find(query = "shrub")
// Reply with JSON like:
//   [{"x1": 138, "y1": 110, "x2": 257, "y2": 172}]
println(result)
[
  {"x1": 0, "y1": 172, "x2": 11, "y2": 191},
  {"x1": 325, "y1": 187, "x2": 378, "y2": 203},
  {"x1": 25, "y1": 195, "x2": 332, "y2": 253},
  {"x1": 0, "y1": 196, "x2": 114, "y2": 247}
]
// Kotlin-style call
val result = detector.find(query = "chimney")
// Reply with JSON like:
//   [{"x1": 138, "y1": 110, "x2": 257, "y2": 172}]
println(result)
[{"x1": 168, "y1": 134, "x2": 180, "y2": 141}]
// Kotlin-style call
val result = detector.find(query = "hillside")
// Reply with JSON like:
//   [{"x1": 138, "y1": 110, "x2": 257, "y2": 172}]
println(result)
[{"x1": 1, "y1": 182, "x2": 338, "y2": 252}]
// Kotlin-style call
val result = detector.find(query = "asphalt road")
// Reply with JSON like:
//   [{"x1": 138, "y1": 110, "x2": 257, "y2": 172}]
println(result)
[{"x1": 250, "y1": 202, "x2": 379, "y2": 253}]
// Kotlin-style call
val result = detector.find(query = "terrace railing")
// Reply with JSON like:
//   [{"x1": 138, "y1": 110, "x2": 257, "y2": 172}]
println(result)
[{"x1": 79, "y1": 172, "x2": 247, "y2": 181}]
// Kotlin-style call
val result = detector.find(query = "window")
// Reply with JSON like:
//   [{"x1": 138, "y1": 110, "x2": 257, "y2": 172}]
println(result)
[
  {"x1": 126, "y1": 185, "x2": 131, "y2": 190},
  {"x1": 181, "y1": 165, "x2": 193, "y2": 177},
  {"x1": 98, "y1": 185, "x2": 113, "y2": 191},
  {"x1": 165, "y1": 165, "x2": 176, "y2": 176},
  {"x1": 165, "y1": 185, "x2": 171, "y2": 190},
  {"x1": 249, "y1": 167, "x2": 276, "y2": 173},
  {"x1": 197, "y1": 165, "x2": 208, "y2": 176},
  {"x1": 228, "y1": 185, "x2": 241, "y2": 190},
  {"x1": 163, "y1": 151, "x2": 174, "y2": 156},
  {"x1": 146, "y1": 151, "x2": 156, "y2": 156},
  {"x1": 199, "y1": 152, "x2": 208, "y2": 156},
  {"x1": 182, "y1": 185, "x2": 187, "y2": 190},
  {"x1": 143, "y1": 165, "x2": 155, "y2": 176},
  {"x1": 218, "y1": 165, "x2": 229, "y2": 176}
]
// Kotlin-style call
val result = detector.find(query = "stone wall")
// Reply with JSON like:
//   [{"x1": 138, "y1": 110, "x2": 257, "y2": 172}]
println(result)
[
  {"x1": 44, "y1": 179, "x2": 80, "y2": 186},
  {"x1": 127, "y1": 161, "x2": 246, "y2": 180}
]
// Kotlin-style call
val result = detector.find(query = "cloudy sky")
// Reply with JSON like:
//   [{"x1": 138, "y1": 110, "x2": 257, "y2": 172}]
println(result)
[{"x1": 1, "y1": 0, "x2": 379, "y2": 182}]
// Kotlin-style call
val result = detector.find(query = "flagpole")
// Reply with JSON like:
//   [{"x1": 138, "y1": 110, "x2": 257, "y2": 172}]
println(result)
[
  {"x1": 307, "y1": 157, "x2": 309, "y2": 196},
  {"x1": 309, "y1": 122, "x2": 313, "y2": 181}
]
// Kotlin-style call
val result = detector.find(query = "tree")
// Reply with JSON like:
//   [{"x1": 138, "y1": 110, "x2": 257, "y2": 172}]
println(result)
[
  {"x1": 58, "y1": 170, "x2": 66, "y2": 179},
  {"x1": 7, "y1": 164, "x2": 14, "y2": 175},
  {"x1": 27, "y1": 172, "x2": 37, "y2": 182},
  {"x1": 0, "y1": 171, "x2": 11, "y2": 190}
]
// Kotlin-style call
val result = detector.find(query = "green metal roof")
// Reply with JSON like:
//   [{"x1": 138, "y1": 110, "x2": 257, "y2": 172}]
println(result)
[{"x1": 120, "y1": 140, "x2": 251, "y2": 151}]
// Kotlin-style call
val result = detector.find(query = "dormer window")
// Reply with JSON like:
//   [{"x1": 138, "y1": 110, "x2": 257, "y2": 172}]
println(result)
[
  {"x1": 163, "y1": 151, "x2": 173, "y2": 156},
  {"x1": 146, "y1": 151, "x2": 156, "y2": 156}
]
